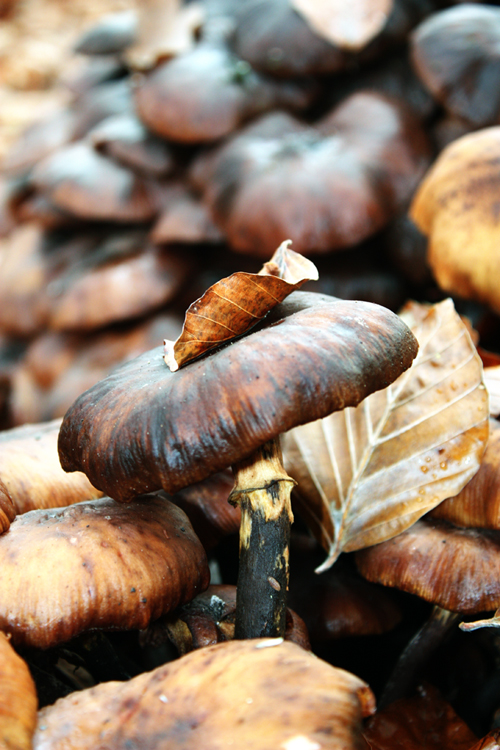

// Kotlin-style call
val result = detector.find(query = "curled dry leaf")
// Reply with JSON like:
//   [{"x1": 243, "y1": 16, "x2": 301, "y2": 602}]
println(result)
[
  {"x1": 164, "y1": 240, "x2": 318, "y2": 371},
  {"x1": 283, "y1": 299, "x2": 489, "y2": 570},
  {"x1": 291, "y1": 0, "x2": 393, "y2": 51}
]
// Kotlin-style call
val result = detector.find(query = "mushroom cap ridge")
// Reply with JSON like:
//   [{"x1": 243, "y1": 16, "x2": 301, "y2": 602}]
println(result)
[{"x1": 59, "y1": 292, "x2": 418, "y2": 502}]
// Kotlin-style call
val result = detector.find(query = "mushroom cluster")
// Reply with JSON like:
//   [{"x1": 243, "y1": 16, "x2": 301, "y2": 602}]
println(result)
[{"x1": 3, "y1": 0, "x2": 500, "y2": 747}]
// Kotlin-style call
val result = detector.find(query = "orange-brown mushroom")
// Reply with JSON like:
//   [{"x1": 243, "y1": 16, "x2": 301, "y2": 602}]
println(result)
[
  {"x1": 0, "y1": 631, "x2": 38, "y2": 750},
  {"x1": 0, "y1": 494, "x2": 209, "y2": 649},
  {"x1": 33, "y1": 639, "x2": 375, "y2": 750}
]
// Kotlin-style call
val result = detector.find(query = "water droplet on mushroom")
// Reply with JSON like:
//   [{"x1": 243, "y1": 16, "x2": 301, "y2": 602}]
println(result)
[
  {"x1": 425, "y1": 456, "x2": 431, "y2": 462},
  {"x1": 421, "y1": 466, "x2": 428, "y2": 473},
  {"x1": 440, "y1": 462, "x2": 447, "y2": 470},
  {"x1": 450, "y1": 381, "x2": 457, "y2": 390}
]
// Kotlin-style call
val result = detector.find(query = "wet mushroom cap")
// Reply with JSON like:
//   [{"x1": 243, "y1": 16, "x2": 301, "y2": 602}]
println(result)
[
  {"x1": 356, "y1": 518, "x2": 500, "y2": 614},
  {"x1": 0, "y1": 494, "x2": 209, "y2": 648},
  {"x1": 33, "y1": 639, "x2": 374, "y2": 750},
  {"x1": 59, "y1": 291, "x2": 418, "y2": 501},
  {"x1": 0, "y1": 631, "x2": 37, "y2": 750}
]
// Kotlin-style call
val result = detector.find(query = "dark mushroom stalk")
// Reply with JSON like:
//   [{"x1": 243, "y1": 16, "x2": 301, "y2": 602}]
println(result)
[{"x1": 229, "y1": 437, "x2": 296, "y2": 638}]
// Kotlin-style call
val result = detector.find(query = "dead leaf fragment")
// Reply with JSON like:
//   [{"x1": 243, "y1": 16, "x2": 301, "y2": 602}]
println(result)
[
  {"x1": 291, "y1": 0, "x2": 394, "y2": 51},
  {"x1": 164, "y1": 240, "x2": 318, "y2": 371},
  {"x1": 283, "y1": 299, "x2": 489, "y2": 570}
]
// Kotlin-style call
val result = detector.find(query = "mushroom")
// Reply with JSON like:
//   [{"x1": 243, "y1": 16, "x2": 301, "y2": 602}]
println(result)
[
  {"x1": 0, "y1": 493, "x2": 209, "y2": 649},
  {"x1": 356, "y1": 518, "x2": 500, "y2": 706},
  {"x1": 193, "y1": 91, "x2": 430, "y2": 256},
  {"x1": 32, "y1": 638, "x2": 375, "y2": 750},
  {"x1": 0, "y1": 631, "x2": 38, "y2": 750},
  {"x1": 410, "y1": 127, "x2": 500, "y2": 315},
  {"x1": 59, "y1": 289, "x2": 418, "y2": 639}
]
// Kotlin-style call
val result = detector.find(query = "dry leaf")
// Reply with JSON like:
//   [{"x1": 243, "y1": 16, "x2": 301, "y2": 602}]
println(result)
[
  {"x1": 126, "y1": 0, "x2": 203, "y2": 70},
  {"x1": 283, "y1": 299, "x2": 489, "y2": 570},
  {"x1": 164, "y1": 240, "x2": 318, "y2": 371},
  {"x1": 291, "y1": 0, "x2": 393, "y2": 51}
]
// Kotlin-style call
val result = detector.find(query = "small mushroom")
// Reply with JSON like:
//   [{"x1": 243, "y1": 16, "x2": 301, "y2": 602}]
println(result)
[
  {"x1": 0, "y1": 631, "x2": 38, "y2": 750},
  {"x1": 33, "y1": 639, "x2": 375, "y2": 749},
  {"x1": 0, "y1": 494, "x2": 209, "y2": 648},
  {"x1": 59, "y1": 289, "x2": 417, "y2": 638}
]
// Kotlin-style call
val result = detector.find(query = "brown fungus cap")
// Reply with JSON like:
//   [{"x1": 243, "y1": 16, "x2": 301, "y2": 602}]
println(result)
[
  {"x1": 33, "y1": 639, "x2": 374, "y2": 750},
  {"x1": 0, "y1": 632, "x2": 37, "y2": 750},
  {"x1": 356, "y1": 518, "x2": 500, "y2": 614},
  {"x1": 0, "y1": 494, "x2": 209, "y2": 648},
  {"x1": 0, "y1": 418, "x2": 102, "y2": 516},
  {"x1": 59, "y1": 291, "x2": 418, "y2": 502},
  {"x1": 197, "y1": 92, "x2": 430, "y2": 256}
]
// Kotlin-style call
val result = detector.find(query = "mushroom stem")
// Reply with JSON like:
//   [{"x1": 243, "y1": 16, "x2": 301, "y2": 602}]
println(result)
[
  {"x1": 229, "y1": 437, "x2": 295, "y2": 640},
  {"x1": 379, "y1": 605, "x2": 460, "y2": 709}
]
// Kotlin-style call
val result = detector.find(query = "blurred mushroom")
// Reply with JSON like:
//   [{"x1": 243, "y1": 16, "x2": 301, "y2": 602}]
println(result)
[
  {"x1": 31, "y1": 141, "x2": 156, "y2": 223},
  {"x1": 134, "y1": 34, "x2": 317, "y2": 144},
  {"x1": 0, "y1": 419, "x2": 102, "y2": 516},
  {"x1": 411, "y1": 4, "x2": 500, "y2": 127},
  {"x1": 150, "y1": 181, "x2": 224, "y2": 245},
  {"x1": 195, "y1": 91, "x2": 430, "y2": 256},
  {"x1": 0, "y1": 631, "x2": 37, "y2": 750},
  {"x1": 59, "y1": 290, "x2": 417, "y2": 638},
  {"x1": 410, "y1": 127, "x2": 500, "y2": 315},
  {"x1": 74, "y1": 10, "x2": 138, "y2": 56},
  {"x1": 33, "y1": 639, "x2": 375, "y2": 749},
  {"x1": 10, "y1": 311, "x2": 183, "y2": 425},
  {"x1": 0, "y1": 494, "x2": 209, "y2": 648},
  {"x1": 89, "y1": 113, "x2": 175, "y2": 177}
]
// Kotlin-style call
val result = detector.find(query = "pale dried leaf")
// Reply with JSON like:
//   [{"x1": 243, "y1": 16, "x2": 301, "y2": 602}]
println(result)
[
  {"x1": 283, "y1": 299, "x2": 489, "y2": 570},
  {"x1": 164, "y1": 240, "x2": 318, "y2": 371},
  {"x1": 484, "y1": 366, "x2": 500, "y2": 416},
  {"x1": 126, "y1": 0, "x2": 203, "y2": 70},
  {"x1": 291, "y1": 0, "x2": 393, "y2": 51}
]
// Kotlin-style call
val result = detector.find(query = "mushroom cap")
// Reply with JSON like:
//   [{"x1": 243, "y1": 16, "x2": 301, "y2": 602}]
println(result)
[
  {"x1": 198, "y1": 92, "x2": 430, "y2": 256},
  {"x1": 0, "y1": 494, "x2": 209, "y2": 648},
  {"x1": 410, "y1": 127, "x2": 500, "y2": 315},
  {"x1": 33, "y1": 639, "x2": 374, "y2": 750},
  {"x1": 59, "y1": 291, "x2": 418, "y2": 501},
  {"x1": 0, "y1": 631, "x2": 37, "y2": 750},
  {"x1": 411, "y1": 4, "x2": 500, "y2": 127},
  {"x1": 0, "y1": 418, "x2": 102, "y2": 516},
  {"x1": 356, "y1": 518, "x2": 500, "y2": 614}
]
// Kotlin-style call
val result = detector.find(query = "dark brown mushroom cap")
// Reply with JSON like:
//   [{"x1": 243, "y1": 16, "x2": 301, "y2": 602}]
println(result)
[
  {"x1": 59, "y1": 291, "x2": 418, "y2": 501},
  {"x1": 31, "y1": 142, "x2": 156, "y2": 223},
  {"x1": 134, "y1": 40, "x2": 316, "y2": 144},
  {"x1": 411, "y1": 4, "x2": 500, "y2": 127},
  {"x1": 33, "y1": 639, "x2": 374, "y2": 750},
  {"x1": 0, "y1": 419, "x2": 102, "y2": 516},
  {"x1": 0, "y1": 631, "x2": 37, "y2": 750},
  {"x1": 199, "y1": 92, "x2": 430, "y2": 256},
  {"x1": 0, "y1": 494, "x2": 209, "y2": 648},
  {"x1": 356, "y1": 518, "x2": 500, "y2": 614}
]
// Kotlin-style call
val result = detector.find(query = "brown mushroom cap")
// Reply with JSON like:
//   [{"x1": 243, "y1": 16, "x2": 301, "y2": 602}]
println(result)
[
  {"x1": 198, "y1": 92, "x2": 430, "y2": 256},
  {"x1": 0, "y1": 631, "x2": 37, "y2": 750},
  {"x1": 31, "y1": 142, "x2": 156, "y2": 223},
  {"x1": 411, "y1": 4, "x2": 500, "y2": 127},
  {"x1": 134, "y1": 40, "x2": 315, "y2": 144},
  {"x1": 59, "y1": 291, "x2": 418, "y2": 501},
  {"x1": 0, "y1": 494, "x2": 209, "y2": 648},
  {"x1": 356, "y1": 518, "x2": 500, "y2": 614},
  {"x1": 0, "y1": 419, "x2": 102, "y2": 516},
  {"x1": 410, "y1": 127, "x2": 500, "y2": 315},
  {"x1": 33, "y1": 639, "x2": 374, "y2": 750}
]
